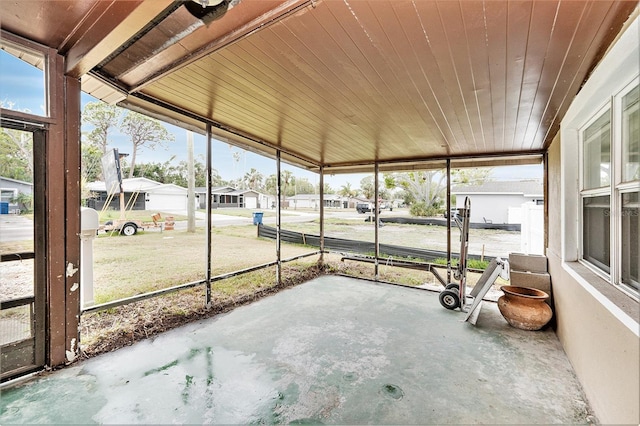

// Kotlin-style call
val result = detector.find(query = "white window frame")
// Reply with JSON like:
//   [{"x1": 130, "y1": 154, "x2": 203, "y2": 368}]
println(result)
[
  {"x1": 614, "y1": 81, "x2": 640, "y2": 292},
  {"x1": 578, "y1": 80, "x2": 639, "y2": 296},
  {"x1": 578, "y1": 104, "x2": 612, "y2": 278}
]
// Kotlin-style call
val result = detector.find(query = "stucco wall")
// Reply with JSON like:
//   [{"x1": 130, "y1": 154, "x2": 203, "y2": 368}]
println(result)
[
  {"x1": 547, "y1": 252, "x2": 639, "y2": 424},
  {"x1": 548, "y1": 13, "x2": 640, "y2": 421},
  {"x1": 455, "y1": 194, "x2": 530, "y2": 224},
  {"x1": 548, "y1": 90, "x2": 639, "y2": 424},
  {"x1": 547, "y1": 135, "x2": 562, "y2": 257}
]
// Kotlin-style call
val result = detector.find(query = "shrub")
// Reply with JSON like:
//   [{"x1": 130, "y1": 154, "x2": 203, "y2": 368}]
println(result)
[
  {"x1": 433, "y1": 257, "x2": 489, "y2": 270},
  {"x1": 410, "y1": 202, "x2": 439, "y2": 217},
  {"x1": 11, "y1": 192, "x2": 33, "y2": 213}
]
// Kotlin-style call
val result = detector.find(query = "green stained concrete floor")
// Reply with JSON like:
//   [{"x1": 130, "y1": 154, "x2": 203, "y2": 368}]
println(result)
[{"x1": 0, "y1": 275, "x2": 592, "y2": 424}]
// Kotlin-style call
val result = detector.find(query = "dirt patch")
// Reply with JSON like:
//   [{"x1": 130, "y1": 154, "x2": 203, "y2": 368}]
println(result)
[
  {"x1": 289, "y1": 221, "x2": 520, "y2": 257},
  {"x1": 1, "y1": 223, "x2": 505, "y2": 363},
  {"x1": 79, "y1": 261, "x2": 328, "y2": 357},
  {"x1": 0, "y1": 259, "x2": 34, "y2": 299},
  {"x1": 78, "y1": 254, "x2": 436, "y2": 359}
]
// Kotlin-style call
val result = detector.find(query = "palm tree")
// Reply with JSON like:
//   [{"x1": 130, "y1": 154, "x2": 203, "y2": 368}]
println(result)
[
  {"x1": 232, "y1": 151, "x2": 242, "y2": 186},
  {"x1": 243, "y1": 168, "x2": 263, "y2": 190},
  {"x1": 339, "y1": 182, "x2": 357, "y2": 207},
  {"x1": 339, "y1": 182, "x2": 357, "y2": 198}
]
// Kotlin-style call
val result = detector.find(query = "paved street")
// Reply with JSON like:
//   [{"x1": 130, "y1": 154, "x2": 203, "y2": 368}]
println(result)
[
  {"x1": 0, "y1": 208, "x2": 412, "y2": 241},
  {"x1": 0, "y1": 214, "x2": 33, "y2": 243},
  {"x1": 164, "y1": 207, "x2": 406, "y2": 229}
]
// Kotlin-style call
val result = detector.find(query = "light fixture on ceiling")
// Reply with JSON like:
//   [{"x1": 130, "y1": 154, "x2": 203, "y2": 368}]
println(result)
[
  {"x1": 184, "y1": 0, "x2": 237, "y2": 26},
  {"x1": 196, "y1": 0, "x2": 222, "y2": 7}
]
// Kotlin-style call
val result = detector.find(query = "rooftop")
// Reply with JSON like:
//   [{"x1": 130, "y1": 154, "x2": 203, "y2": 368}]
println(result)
[{"x1": 453, "y1": 180, "x2": 543, "y2": 196}]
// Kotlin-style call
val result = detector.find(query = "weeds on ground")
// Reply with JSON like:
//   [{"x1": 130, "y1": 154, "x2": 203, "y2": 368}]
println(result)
[{"x1": 79, "y1": 260, "x2": 327, "y2": 356}]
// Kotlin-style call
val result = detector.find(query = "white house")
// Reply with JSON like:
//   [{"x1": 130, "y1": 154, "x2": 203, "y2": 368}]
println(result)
[
  {"x1": 86, "y1": 177, "x2": 188, "y2": 211},
  {"x1": 195, "y1": 186, "x2": 272, "y2": 209},
  {"x1": 287, "y1": 193, "x2": 347, "y2": 209},
  {"x1": 145, "y1": 183, "x2": 188, "y2": 211},
  {"x1": 452, "y1": 180, "x2": 543, "y2": 224}
]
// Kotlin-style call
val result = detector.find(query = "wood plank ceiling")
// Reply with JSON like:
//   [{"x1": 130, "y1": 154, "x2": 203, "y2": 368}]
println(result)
[{"x1": 1, "y1": 0, "x2": 637, "y2": 173}]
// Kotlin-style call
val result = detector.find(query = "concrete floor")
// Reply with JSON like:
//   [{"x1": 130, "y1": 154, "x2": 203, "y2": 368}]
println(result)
[{"x1": 0, "y1": 275, "x2": 592, "y2": 424}]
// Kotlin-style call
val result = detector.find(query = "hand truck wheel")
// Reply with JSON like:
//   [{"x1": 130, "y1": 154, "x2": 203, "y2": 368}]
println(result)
[{"x1": 439, "y1": 289, "x2": 460, "y2": 310}]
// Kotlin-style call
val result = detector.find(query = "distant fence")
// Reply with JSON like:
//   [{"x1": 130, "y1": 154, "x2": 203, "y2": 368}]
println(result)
[
  {"x1": 376, "y1": 216, "x2": 521, "y2": 231},
  {"x1": 257, "y1": 225, "x2": 493, "y2": 262}
]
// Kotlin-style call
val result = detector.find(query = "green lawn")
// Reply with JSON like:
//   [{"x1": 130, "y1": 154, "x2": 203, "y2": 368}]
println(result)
[
  {"x1": 98, "y1": 210, "x2": 187, "y2": 223},
  {"x1": 202, "y1": 208, "x2": 298, "y2": 218}
]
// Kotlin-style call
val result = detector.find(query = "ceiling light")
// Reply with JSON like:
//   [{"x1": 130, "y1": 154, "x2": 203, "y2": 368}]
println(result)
[
  {"x1": 184, "y1": 0, "x2": 233, "y2": 26},
  {"x1": 194, "y1": 0, "x2": 224, "y2": 8}
]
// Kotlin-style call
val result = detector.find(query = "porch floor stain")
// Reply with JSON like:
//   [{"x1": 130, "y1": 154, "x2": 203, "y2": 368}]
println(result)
[{"x1": 0, "y1": 275, "x2": 592, "y2": 424}]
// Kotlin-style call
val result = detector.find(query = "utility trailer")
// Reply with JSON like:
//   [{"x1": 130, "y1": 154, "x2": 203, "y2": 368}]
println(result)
[
  {"x1": 101, "y1": 213, "x2": 164, "y2": 236},
  {"x1": 102, "y1": 219, "x2": 143, "y2": 236}
]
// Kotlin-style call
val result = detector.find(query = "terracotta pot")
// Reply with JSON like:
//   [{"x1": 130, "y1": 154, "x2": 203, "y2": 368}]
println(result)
[{"x1": 498, "y1": 286, "x2": 553, "y2": 331}]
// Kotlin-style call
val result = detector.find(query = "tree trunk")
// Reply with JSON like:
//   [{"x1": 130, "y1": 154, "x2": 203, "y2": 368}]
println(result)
[{"x1": 128, "y1": 146, "x2": 138, "y2": 179}]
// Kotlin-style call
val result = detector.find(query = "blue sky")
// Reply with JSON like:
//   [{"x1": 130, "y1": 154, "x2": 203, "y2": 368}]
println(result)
[{"x1": 0, "y1": 50, "x2": 542, "y2": 190}]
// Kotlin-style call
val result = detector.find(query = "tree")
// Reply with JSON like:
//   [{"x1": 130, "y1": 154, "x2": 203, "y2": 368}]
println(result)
[
  {"x1": 264, "y1": 171, "x2": 296, "y2": 199},
  {"x1": 294, "y1": 177, "x2": 314, "y2": 194},
  {"x1": 357, "y1": 175, "x2": 392, "y2": 200},
  {"x1": 281, "y1": 170, "x2": 293, "y2": 202},
  {"x1": 81, "y1": 143, "x2": 103, "y2": 183},
  {"x1": 316, "y1": 182, "x2": 334, "y2": 194},
  {"x1": 131, "y1": 157, "x2": 219, "y2": 188},
  {"x1": 384, "y1": 171, "x2": 446, "y2": 207},
  {"x1": 11, "y1": 192, "x2": 33, "y2": 213},
  {"x1": 360, "y1": 176, "x2": 375, "y2": 199},
  {"x1": 0, "y1": 127, "x2": 33, "y2": 182},
  {"x1": 452, "y1": 167, "x2": 493, "y2": 185},
  {"x1": 243, "y1": 168, "x2": 263, "y2": 190},
  {"x1": 264, "y1": 174, "x2": 277, "y2": 195},
  {"x1": 120, "y1": 111, "x2": 174, "y2": 179},
  {"x1": 82, "y1": 102, "x2": 121, "y2": 154},
  {"x1": 192, "y1": 158, "x2": 221, "y2": 187},
  {"x1": 384, "y1": 168, "x2": 493, "y2": 215},
  {"x1": 339, "y1": 182, "x2": 357, "y2": 199},
  {"x1": 131, "y1": 160, "x2": 171, "y2": 183}
]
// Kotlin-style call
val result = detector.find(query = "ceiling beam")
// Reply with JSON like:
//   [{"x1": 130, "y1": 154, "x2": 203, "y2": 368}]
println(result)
[
  {"x1": 130, "y1": 0, "x2": 313, "y2": 91},
  {"x1": 64, "y1": 0, "x2": 175, "y2": 78}
]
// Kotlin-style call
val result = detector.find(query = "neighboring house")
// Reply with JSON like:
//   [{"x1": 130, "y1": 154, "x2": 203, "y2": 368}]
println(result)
[
  {"x1": 287, "y1": 194, "x2": 347, "y2": 209},
  {"x1": 452, "y1": 180, "x2": 543, "y2": 224},
  {"x1": 145, "y1": 184, "x2": 189, "y2": 212},
  {"x1": 195, "y1": 186, "x2": 272, "y2": 209},
  {"x1": 350, "y1": 196, "x2": 371, "y2": 209},
  {"x1": 0, "y1": 176, "x2": 34, "y2": 213},
  {"x1": 86, "y1": 177, "x2": 188, "y2": 211}
]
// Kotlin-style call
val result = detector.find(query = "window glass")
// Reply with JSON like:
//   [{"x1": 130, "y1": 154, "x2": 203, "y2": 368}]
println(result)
[
  {"x1": 583, "y1": 195, "x2": 610, "y2": 272},
  {"x1": 0, "y1": 44, "x2": 47, "y2": 116},
  {"x1": 583, "y1": 112, "x2": 611, "y2": 189},
  {"x1": 622, "y1": 86, "x2": 639, "y2": 182},
  {"x1": 621, "y1": 192, "x2": 639, "y2": 290}
]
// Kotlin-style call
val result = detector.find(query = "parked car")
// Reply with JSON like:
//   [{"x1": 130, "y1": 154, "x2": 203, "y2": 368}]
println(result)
[
  {"x1": 444, "y1": 208, "x2": 460, "y2": 220},
  {"x1": 356, "y1": 202, "x2": 381, "y2": 214},
  {"x1": 356, "y1": 203, "x2": 372, "y2": 213}
]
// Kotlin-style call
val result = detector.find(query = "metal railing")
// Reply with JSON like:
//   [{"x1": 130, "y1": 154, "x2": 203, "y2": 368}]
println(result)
[{"x1": 80, "y1": 251, "x2": 322, "y2": 315}]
